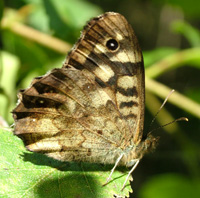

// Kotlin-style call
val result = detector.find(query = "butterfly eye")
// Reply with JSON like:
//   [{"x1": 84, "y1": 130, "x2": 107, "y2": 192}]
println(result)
[{"x1": 106, "y1": 39, "x2": 119, "y2": 51}]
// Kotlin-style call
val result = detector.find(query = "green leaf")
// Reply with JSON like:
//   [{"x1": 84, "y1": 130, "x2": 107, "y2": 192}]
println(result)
[
  {"x1": 2, "y1": 30, "x2": 50, "y2": 75},
  {"x1": 43, "y1": 0, "x2": 102, "y2": 29},
  {"x1": 138, "y1": 173, "x2": 200, "y2": 198},
  {"x1": 25, "y1": 0, "x2": 102, "y2": 42},
  {"x1": 0, "y1": 129, "x2": 132, "y2": 198},
  {"x1": 26, "y1": 1, "x2": 51, "y2": 33},
  {"x1": 43, "y1": 0, "x2": 102, "y2": 42}
]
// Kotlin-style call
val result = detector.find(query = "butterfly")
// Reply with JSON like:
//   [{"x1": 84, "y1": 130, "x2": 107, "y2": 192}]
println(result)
[{"x1": 12, "y1": 12, "x2": 158, "y2": 190}]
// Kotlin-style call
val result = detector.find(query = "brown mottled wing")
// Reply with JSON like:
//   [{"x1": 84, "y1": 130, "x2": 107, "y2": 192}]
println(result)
[
  {"x1": 64, "y1": 12, "x2": 144, "y2": 145},
  {"x1": 12, "y1": 12, "x2": 144, "y2": 165}
]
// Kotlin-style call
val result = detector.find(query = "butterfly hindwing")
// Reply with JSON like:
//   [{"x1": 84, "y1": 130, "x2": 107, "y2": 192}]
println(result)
[{"x1": 14, "y1": 68, "x2": 125, "y2": 164}]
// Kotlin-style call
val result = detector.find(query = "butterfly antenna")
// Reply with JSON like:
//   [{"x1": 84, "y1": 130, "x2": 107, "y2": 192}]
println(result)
[
  {"x1": 149, "y1": 117, "x2": 188, "y2": 134},
  {"x1": 147, "y1": 89, "x2": 175, "y2": 132}
]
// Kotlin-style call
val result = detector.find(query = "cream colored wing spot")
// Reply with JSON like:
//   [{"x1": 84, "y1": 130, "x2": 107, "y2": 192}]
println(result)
[
  {"x1": 93, "y1": 64, "x2": 115, "y2": 82},
  {"x1": 27, "y1": 140, "x2": 62, "y2": 152},
  {"x1": 117, "y1": 76, "x2": 137, "y2": 90},
  {"x1": 115, "y1": 33, "x2": 124, "y2": 41},
  {"x1": 89, "y1": 89, "x2": 112, "y2": 108},
  {"x1": 94, "y1": 43, "x2": 107, "y2": 54}
]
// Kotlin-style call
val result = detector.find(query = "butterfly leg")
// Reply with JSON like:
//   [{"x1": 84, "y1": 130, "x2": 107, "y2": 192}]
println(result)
[
  {"x1": 121, "y1": 159, "x2": 140, "y2": 191},
  {"x1": 103, "y1": 153, "x2": 124, "y2": 186}
]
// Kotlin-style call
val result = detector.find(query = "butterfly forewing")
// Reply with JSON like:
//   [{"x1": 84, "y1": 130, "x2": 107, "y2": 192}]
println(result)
[
  {"x1": 13, "y1": 12, "x2": 145, "y2": 166},
  {"x1": 64, "y1": 12, "x2": 145, "y2": 146}
]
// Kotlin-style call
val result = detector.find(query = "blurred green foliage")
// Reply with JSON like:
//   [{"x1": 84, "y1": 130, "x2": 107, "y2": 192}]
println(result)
[{"x1": 0, "y1": 0, "x2": 200, "y2": 197}]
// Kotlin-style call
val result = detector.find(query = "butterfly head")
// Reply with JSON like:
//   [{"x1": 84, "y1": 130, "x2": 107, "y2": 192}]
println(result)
[{"x1": 142, "y1": 133, "x2": 159, "y2": 153}]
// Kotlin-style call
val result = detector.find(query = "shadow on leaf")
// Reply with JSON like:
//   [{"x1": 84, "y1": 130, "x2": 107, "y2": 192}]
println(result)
[{"x1": 36, "y1": 173, "x2": 101, "y2": 198}]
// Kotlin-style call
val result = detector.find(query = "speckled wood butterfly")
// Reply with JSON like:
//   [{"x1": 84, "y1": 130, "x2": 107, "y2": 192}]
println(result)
[{"x1": 12, "y1": 12, "x2": 158, "y2": 190}]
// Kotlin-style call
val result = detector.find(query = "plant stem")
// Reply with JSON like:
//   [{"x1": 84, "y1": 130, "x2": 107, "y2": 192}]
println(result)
[
  {"x1": 2, "y1": 18, "x2": 72, "y2": 54},
  {"x1": 146, "y1": 77, "x2": 200, "y2": 118},
  {"x1": 146, "y1": 48, "x2": 200, "y2": 78}
]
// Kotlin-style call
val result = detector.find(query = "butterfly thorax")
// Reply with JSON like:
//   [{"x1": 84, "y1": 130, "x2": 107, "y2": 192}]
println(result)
[{"x1": 121, "y1": 133, "x2": 158, "y2": 167}]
